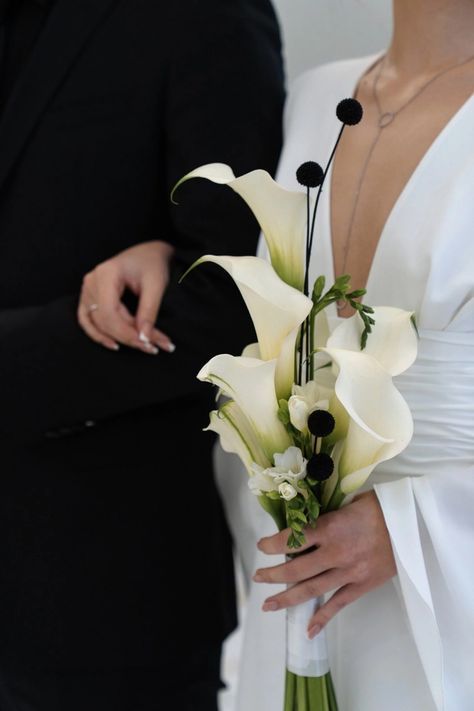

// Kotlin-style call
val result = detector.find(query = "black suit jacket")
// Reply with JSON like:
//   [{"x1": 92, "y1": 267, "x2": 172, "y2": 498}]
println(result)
[{"x1": 0, "y1": 0, "x2": 284, "y2": 672}]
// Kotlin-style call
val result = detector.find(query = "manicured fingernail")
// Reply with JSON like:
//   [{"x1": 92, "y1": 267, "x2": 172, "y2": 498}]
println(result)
[
  {"x1": 139, "y1": 330, "x2": 151, "y2": 344},
  {"x1": 143, "y1": 343, "x2": 159, "y2": 355},
  {"x1": 307, "y1": 624, "x2": 321, "y2": 640},
  {"x1": 112, "y1": 344, "x2": 120, "y2": 352},
  {"x1": 167, "y1": 342, "x2": 176, "y2": 353},
  {"x1": 262, "y1": 600, "x2": 278, "y2": 612},
  {"x1": 253, "y1": 572, "x2": 263, "y2": 583}
]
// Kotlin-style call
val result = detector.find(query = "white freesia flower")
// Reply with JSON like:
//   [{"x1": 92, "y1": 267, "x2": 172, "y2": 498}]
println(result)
[
  {"x1": 279, "y1": 483, "x2": 298, "y2": 501},
  {"x1": 248, "y1": 463, "x2": 279, "y2": 496},
  {"x1": 327, "y1": 306, "x2": 418, "y2": 376},
  {"x1": 248, "y1": 446, "x2": 307, "y2": 497},
  {"x1": 172, "y1": 163, "x2": 310, "y2": 290},
  {"x1": 288, "y1": 380, "x2": 332, "y2": 432},
  {"x1": 272, "y1": 447, "x2": 307, "y2": 484},
  {"x1": 198, "y1": 354, "x2": 291, "y2": 460},
  {"x1": 320, "y1": 346, "x2": 414, "y2": 502}
]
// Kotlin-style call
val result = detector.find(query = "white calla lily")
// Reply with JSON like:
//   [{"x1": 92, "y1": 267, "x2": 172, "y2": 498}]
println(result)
[
  {"x1": 320, "y1": 347, "x2": 414, "y2": 504},
  {"x1": 241, "y1": 342, "x2": 260, "y2": 359},
  {"x1": 172, "y1": 163, "x2": 310, "y2": 290},
  {"x1": 274, "y1": 326, "x2": 300, "y2": 401},
  {"x1": 205, "y1": 401, "x2": 270, "y2": 474},
  {"x1": 327, "y1": 307, "x2": 418, "y2": 376},
  {"x1": 183, "y1": 255, "x2": 312, "y2": 363},
  {"x1": 197, "y1": 354, "x2": 291, "y2": 460}
]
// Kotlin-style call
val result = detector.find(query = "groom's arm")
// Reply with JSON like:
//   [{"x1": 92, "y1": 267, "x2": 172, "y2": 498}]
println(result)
[{"x1": 0, "y1": 262, "x2": 250, "y2": 443}]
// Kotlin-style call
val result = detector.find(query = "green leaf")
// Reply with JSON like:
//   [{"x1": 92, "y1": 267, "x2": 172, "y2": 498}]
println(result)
[
  {"x1": 312, "y1": 275, "x2": 326, "y2": 303},
  {"x1": 266, "y1": 491, "x2": 280, "y2": 501},
  {"x1": 411, "y1": 313, "x2": 420, "y2": 338},
  {"x1": 291, "y1": 509, "x2": 308, "y2": 524}
]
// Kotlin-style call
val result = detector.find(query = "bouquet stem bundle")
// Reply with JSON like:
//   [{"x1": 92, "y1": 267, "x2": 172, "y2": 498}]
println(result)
[{"x1": 285, "y1": 671, "x2": 337, "y2": 711}]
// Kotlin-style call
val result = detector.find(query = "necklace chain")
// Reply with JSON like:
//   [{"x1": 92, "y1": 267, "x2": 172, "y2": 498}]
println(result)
[{"x1": 336, "y1": 51, "x2": 474, "y2": 311}]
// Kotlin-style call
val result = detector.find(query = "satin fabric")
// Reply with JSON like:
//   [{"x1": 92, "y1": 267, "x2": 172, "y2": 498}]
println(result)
[{"x1": 216, "y1": 55, "x2": 474, "y2": 711}]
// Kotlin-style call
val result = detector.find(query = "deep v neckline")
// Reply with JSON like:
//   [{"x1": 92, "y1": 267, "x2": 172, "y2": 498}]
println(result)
[{"x1": 324, "y1": 55, "x2": 474, "y2": 313}]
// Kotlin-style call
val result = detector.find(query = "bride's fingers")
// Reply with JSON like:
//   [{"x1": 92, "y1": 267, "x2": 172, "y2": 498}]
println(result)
[
  {"x1": 253, "y1": 548, "x2": 331, "y2": 585},
  {"x1": 307, "y1": 583, "x2": 363, "y2": 638},
  {"x1": 261, "y1": 569, "x2": 344, "y2": 612},
  {"x1": 258, "y1": 525, "x2": 321, "y2": 556}
]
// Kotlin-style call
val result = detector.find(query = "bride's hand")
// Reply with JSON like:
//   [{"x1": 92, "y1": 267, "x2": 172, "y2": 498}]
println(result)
[
  {"x1": 78, "y1": 240, "x2": 176, "y2": 354},
  {"x1": 253, "y1": 491, "x2": 396, "y2": 638}
]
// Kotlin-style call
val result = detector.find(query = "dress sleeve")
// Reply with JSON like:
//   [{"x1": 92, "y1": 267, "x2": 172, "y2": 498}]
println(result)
[{"x1": 374, "y1": 329, "x2": 474, "y2": 710}]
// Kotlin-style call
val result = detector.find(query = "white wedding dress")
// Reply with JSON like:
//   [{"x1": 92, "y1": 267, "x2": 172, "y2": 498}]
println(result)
[{"x1": 216, "y1": 54, "x2": 474, "y2": 711}]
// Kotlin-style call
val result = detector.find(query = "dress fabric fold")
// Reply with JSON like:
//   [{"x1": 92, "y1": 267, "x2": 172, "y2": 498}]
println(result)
[{"x1": 215, "y1": 54, "x2": 474, "y2": 711}]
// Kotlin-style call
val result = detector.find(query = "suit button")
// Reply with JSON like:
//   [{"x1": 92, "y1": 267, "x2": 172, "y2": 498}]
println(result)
[{"x1": 85, "y1": 420, "x2": 96, "y2": 428}]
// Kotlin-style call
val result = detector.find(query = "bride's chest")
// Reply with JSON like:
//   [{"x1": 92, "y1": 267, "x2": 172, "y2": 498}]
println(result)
[{"x1": 329, "y1": 96, "x2": 472, "y2": 286}]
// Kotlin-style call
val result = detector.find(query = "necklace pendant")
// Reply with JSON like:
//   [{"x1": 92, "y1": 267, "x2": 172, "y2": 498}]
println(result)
[{"x1": 379, "y1": 111, "x2": 395, "y2": 129}]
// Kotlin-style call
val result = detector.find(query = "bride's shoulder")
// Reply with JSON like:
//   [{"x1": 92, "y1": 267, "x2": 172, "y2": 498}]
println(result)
[{"x1": 284, "y1": 54, "x2": 379, "y2": 126}]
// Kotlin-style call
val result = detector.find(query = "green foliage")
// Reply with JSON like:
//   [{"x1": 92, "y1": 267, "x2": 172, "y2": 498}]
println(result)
[
  {"x1": 310, "y1": 274, "x2": 376, "y2": 351},
  {"x1": 284, "y1": 484, "x2": 320, "y2": 550}
]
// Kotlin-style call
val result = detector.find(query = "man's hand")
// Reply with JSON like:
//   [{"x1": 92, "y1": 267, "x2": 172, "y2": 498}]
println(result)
[
  {"x1": 78, "y1": 240, "x2": 176, "y2": 354},
  {"x1": 253, "y1": 491, "x2": 396, "y2": 638}
]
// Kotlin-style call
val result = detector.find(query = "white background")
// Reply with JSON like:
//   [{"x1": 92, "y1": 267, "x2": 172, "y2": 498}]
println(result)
[{"x1": 271, "y1": 0, "x2": 393, "y2": 84}]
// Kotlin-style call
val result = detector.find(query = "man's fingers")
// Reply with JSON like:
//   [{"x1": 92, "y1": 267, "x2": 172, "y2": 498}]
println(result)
[
  {"x1": 307, "y1": 584, "x2": 362, "y2": 638},
  {"x1": 261, "y1": 569, "x2": 344, "y2": 612},
  {"x1": 78, "y1": 304, "x2": 120, "y2": 352}
]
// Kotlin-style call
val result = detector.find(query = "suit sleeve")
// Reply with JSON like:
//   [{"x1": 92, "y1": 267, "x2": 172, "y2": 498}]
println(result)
[{"x1": 0, "y1": 1, "x2": 285, "y2": 444}]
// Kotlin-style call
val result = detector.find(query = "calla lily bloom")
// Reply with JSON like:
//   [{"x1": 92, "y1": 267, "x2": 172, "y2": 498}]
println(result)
[
  {"x1": 320, "y1": 347, "x2": 414, "y2": 506},
  {"x1": 172, "y1": 163, "x2": 310, "y2": 290},
  {"x1": 327, "y1": 307, "x2": 418, "y2": 376},
  {"x1": 205, "y1": 401, "x2": 271, "y2": 474},
  {"x1": 183, "y1": 255, "x2": 312, "y2": 364},
  {"x1": 198, "y1": 354, "x2": 292, "y2": 460}
]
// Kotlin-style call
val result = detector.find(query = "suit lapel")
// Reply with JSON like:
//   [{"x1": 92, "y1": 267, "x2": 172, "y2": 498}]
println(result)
[{"x1": 0, "y1": 0, "x2": 120, "y2": 192}]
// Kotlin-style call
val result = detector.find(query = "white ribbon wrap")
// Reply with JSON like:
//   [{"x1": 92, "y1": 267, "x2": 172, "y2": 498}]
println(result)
[{"x1": 286, "y1": 597, "x2": 329, "y2": 677}]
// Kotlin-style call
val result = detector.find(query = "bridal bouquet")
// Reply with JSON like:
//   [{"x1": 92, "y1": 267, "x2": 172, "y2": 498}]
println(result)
[{"x1": 172, "y1": 99, "x2": 418, "y2": 711}]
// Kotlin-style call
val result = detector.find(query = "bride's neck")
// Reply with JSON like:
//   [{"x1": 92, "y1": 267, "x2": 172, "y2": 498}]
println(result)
[{"x1": 387, "y1": 0, "x2": 474, "y2": 75}]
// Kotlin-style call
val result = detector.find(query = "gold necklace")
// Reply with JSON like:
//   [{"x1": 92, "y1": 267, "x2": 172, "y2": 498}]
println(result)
[{"x1": 336, "y1": 51, "x2": 474, "y2": 312}]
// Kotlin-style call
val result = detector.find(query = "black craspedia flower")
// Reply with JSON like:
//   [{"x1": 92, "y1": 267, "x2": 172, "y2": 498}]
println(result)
[
  {"x1": 307, "y1": 453, "x2": 334, "y2": 482},
  {"x1": 307, "y1": 410, "x2": 336, "y2": 438},
  {"x1": 296, "y1": 161, "x2": 324, "y2": 188},
  {"x1": 336, "y1": 98, "x2": 363, "y2": 126}
]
